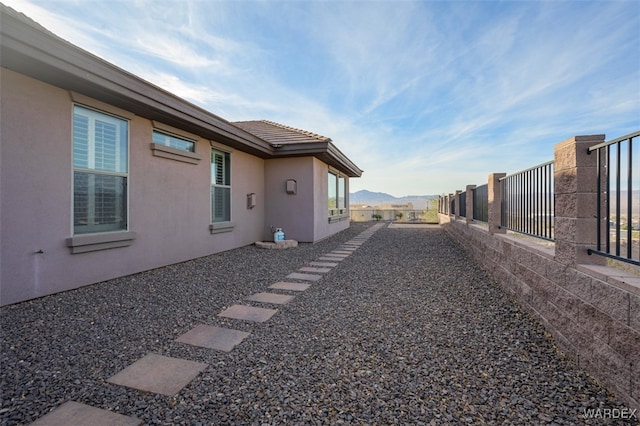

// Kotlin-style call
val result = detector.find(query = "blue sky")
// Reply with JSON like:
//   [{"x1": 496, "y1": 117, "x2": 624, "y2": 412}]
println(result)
[{"x1": 5, "y1": 0, "x2": 639, "y2": 196}]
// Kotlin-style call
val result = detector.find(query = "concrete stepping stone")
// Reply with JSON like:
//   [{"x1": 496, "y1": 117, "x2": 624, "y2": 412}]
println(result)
[
  {"x1": 318, "y1": 256, "x2": 346, "y2": 262},
  {"x1": 218, "y1": 304, "x2": 278, "y2": 322},
  {"x1": 286, "y1": 272, "x2": 323, "y2": 281},
  {"x1": 310, "y1": 261, "x2": 338, "y2": 267},
  {"x1": 107, "y1": 353, "x2": 207, "y2": 396},
  {"x1": 331, "y1": 250, "x2": 352, "y2": 254},
  {"x1": 30, "y1": 401, "x2": 142, "y2": 426},
  {"x1": 299, "y1": 266, "x2": 331, "y2": 273},
  {"x1": 176, "y1": 325, "x2": 250, "y2": 352},
  {"x1": 246, "y1": 292, "x2": 295, "y2": 305},
  {"x1": 326, "y1": 253, "x2": 349, "y2": 258},
  {"x1": 269, "y1": 281, "x2": 311, "y2": 291}
]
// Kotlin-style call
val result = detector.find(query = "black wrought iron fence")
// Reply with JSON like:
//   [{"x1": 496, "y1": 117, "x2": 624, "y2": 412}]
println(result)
[
  {"x1": 473, "y1": 184, "x2": 488, "y2": 222},
  {"x1": 500, "y1": 160, "x2": 554, "y2": 241},
  {"x1": 458, "y1": 191, "x2": 466, "y2": 218},
  {"x1": 588, "y1": 131, "x2": 640, "y2": 266}
]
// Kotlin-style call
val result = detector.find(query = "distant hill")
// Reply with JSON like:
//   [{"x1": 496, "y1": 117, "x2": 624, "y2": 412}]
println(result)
[{"x1": 350, "y1": 190, "x2": 437, "y2": 210}]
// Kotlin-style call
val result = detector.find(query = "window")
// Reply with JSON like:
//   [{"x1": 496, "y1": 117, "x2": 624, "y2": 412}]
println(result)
[
  {"x1": 73, "y1": 105, "x2": 128, "y2": 234},
  {"x1": 152, "y1": 130, "x2": 195, "y2": 152},
  {"x1": 211, "y1": 149, "x2": 231, "y2": 222},
  {"x1": 328, "y1": 171, "x2": 347, "y2": 216}
]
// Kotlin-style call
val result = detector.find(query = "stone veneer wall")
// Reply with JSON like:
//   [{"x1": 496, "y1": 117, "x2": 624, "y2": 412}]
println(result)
[{"x1": 439, "y1": 135, "x2": 639, "y2": 411}]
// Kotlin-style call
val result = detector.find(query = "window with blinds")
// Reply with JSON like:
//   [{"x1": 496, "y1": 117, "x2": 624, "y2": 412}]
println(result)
[
  {"x1": 211, "y1": 149, "x2": 231, "y2": 222},
  {"x1": 73, "y1": 105, "x2": 128, "y2": 234}
]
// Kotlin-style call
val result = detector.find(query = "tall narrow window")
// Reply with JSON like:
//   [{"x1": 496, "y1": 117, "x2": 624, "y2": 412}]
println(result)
[
  {"x1": 338, "y1": 175, "x2": 346, "y2": 210},
  {"x1": 328, "y1": 171, "x2": 348, "y2": 217},
  {"x1": 328, "y1": 172, "x2": 337, "y2": 215},
  {"x1": 73, "y1": 105, "x2": 128, "y2": 234},
  {"x1": 211, "y1": 149, "x2": 231, "y2": 222}
]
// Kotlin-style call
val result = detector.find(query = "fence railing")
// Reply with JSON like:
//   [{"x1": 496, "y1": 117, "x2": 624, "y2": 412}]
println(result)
[
  {"x1": 588, "y1": 130, "x2": 640, "y2": 266},
  {"x1": 472, "y1": 184, "x2": 488, "y2": 222},
  {"x1": 500, "y1": 160, "x2": 555, "y2": 241},
  {"x1": 458, "y1": 191, "x2": 466, "y2": 218}
]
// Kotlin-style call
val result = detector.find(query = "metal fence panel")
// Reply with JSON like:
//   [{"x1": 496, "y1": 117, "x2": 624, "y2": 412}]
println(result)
[
  {"x1": 473, "y1": 184, "x2": 488, "y2": 222},
  {"x1": 500, "y1": 160, "x2": 554, "y2": 241},
  {"x1": 588, "y1": 131, "x2": 640, "y2": 266}
]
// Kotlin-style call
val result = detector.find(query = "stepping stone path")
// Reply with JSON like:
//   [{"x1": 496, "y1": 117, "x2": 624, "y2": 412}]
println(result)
[
  {"x1": 245, "y1": 292, "x2": 296, "y2": 305},
  {"x1": 30, "y1": 223, "x2": 385, "y2": 424},
  {"x1": 107, "y1": 353, "x2": 208, "y2": 397},
  {"x1": 30, "y1": 401, "x2": 142, "y2": 426},
  {"x1": 176, "y1": 325, "x2": 250, "y2": 352},
  {"x1": 218, "y1": 304, "x2": 278, "y2": 322}
]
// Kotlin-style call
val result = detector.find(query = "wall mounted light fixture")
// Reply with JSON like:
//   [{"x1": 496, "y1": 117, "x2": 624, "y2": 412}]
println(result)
[
  {"x1": 247, "y1": 193, "x2": 256, "y2": 209},
  {"x1": 286, "y1": 179, "x2": 297, "y2": 195}
]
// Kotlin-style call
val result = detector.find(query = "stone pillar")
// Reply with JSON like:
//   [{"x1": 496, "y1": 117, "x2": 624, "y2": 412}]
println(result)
[
  {"x1": 488, "y1": 173, "x2": 506, "y2": 235},
  {"x1": 454, "y1": 190, "x2": 462, "y2": 220},
  {"x1": 466, "y1": 185, "x2": 475, "y2": 225},
  {"x1": 554, "y1": 134, "x2": 605, "y2": 266}
]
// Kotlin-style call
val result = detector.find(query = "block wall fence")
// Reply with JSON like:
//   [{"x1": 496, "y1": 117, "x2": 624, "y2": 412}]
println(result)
[{"x1": 439, "y1": 135, "x2": 639, "y2": 411}]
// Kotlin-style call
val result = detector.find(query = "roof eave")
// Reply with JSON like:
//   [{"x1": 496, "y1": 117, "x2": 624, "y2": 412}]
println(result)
[
  {"x1": 0, "y1": 6, "x2": 273, "y2": 158},
  {"x1": 273, "y1": 142, "x2": 363, "y2": 178}
]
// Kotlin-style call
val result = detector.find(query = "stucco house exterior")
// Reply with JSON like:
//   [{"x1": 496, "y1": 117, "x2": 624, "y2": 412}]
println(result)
[{"x1": 0, "y1": 5, "x2": 362, "y2": 306}]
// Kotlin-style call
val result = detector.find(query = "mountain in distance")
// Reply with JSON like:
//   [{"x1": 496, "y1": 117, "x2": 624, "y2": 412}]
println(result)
[{"x1": 350, "y1": 190, "x2": 437, "y2": 210}]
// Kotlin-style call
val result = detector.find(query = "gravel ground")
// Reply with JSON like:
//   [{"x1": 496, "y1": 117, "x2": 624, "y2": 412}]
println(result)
[{"x1": 1, "y1": 222, "x2": 636, "y2": 425}]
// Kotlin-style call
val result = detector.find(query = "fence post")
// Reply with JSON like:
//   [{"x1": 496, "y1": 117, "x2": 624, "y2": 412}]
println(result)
[
  {"x1": 454, "y1": 190, "x2": 462, "y2": 220},
  {"x1": 466, "y1": 185, "x2": 475, "y2": 224},
  {"x1": 488, "y1": 173, "x2": 506, "y2": 235},
  {"x1": 554, "y1": 134, "x2": 605, "y2": 266}
]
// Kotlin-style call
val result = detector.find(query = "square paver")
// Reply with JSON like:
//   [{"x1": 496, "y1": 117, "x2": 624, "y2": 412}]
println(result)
[
  {"x1": 310, "y1": 261, "x2": 338, "y2": 267},
  {"x1": 318, "y1": 256, "x2": 346, "y2": 262},
  {"x1": 269, "y1": 281, "x2": 311, "y2": 291},
  {"x1": 299, "y1": 267, "x2": 332, "y2": 273},
  {"x1": 31, "y1": 401, "x2": 142, "y2": 426},
  {"x1": 286, "y1": 272, "x2": 323, "y2": 282},
  {"x1": 218, "y1": 304, "x2": 278, "y2": 322},
  {"x1": 246, "y1": 292, "x2": 295, "y2": 305},
  {"x1": 107, "y1": 353, "x2": 207, "y2": 396},
  {"x1": 176, "y1": 325, "x2": 250, "y2": 352}
]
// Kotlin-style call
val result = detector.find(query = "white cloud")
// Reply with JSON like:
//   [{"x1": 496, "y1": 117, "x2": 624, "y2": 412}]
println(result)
[{"x1": 4, "y1": 0, "x2": 638, "y2": 197}]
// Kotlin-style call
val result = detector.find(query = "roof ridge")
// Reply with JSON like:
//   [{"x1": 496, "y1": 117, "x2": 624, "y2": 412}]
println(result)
[{"x1": 260, "y1": 119, "x2": 331, "y2": 142}]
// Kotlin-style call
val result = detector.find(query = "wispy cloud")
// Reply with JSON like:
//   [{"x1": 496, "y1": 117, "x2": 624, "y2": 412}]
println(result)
[{"x1": 4, "y1": 0, "x2": 638, "y2": 196}]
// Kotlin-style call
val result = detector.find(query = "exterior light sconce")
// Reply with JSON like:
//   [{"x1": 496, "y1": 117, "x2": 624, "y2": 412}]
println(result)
[
  {"x1": 286, "y1": 179, "x2": 297, "y2": 195},
  {"x1": 247, "y1": 193, "x2": 256, "y2": 209}
]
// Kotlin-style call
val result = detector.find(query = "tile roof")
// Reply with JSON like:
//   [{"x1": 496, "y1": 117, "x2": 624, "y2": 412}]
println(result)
[
  {"x1": 234, "y1": 120, "x2": 332, "y2": 146},
  {"x1": 1, "y1": 4, "x2": 362, "y2": 177}
]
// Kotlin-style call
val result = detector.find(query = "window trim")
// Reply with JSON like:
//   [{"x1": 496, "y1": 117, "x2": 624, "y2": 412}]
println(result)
[
  {"x1": 150, "y1": 121, "x2": 201, "y2": 164},
  {"x1": 328, "y1": 169, "x2": 348, "y2": 218},
  {"x1": 150, "y1": 142, "x2": 201, "y2": 164},
  {"x1": 71, "y1": 100, "x2": 133, "y2": 250},
  {"x1": 66, "y1": 231, "x2": 136, "y2": 254},
  {"x1": 152, "y1": 130, "x2": 196, "y2": 152},
  {"x1": 210, "y1": 147, "x2": 232, "y2": 225}
]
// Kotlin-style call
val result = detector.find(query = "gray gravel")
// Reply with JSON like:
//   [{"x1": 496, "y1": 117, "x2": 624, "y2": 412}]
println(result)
[{"x1": 1, "y1": 223, "x2": 636, "y2": 425}]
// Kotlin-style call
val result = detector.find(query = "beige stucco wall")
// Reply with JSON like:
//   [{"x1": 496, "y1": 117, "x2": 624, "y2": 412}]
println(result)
[
  {"x1": 264, "y1": 157, "x2": 315, "y2": 242},
  {"x1": 0, "y1": 70, "x2": 266, "y2": 305},
  {"x1": 263, "y1": 157, "x2": 350, "y2": 243}
]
